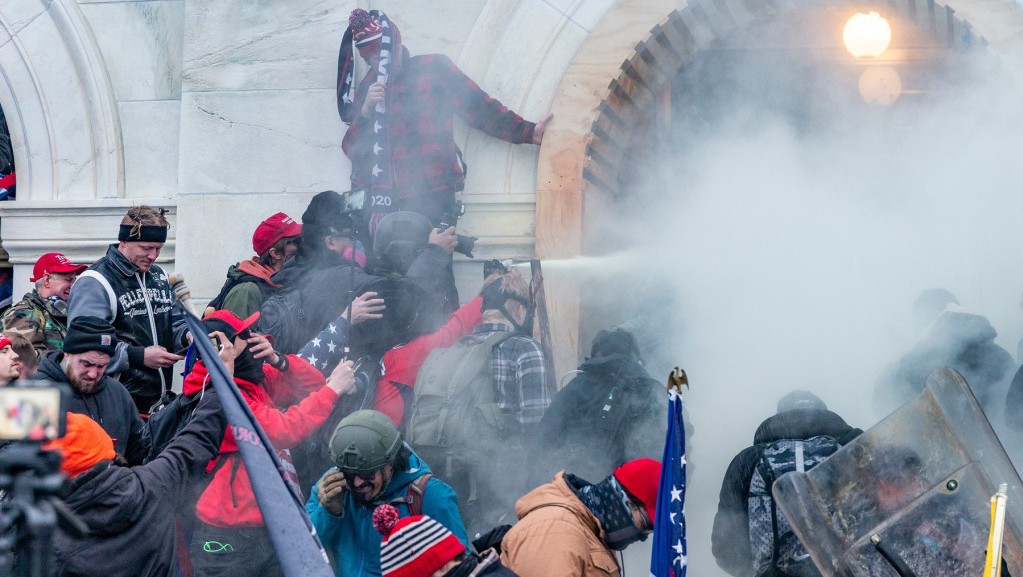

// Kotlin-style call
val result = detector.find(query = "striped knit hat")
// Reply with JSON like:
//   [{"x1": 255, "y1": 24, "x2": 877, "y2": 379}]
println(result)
[{"x1": 374, "y1": 504, "x2": 466, "y2": 577}]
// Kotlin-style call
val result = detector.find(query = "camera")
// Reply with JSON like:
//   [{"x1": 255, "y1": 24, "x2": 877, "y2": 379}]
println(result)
[
  {"x1": 0, "y1": 385, "x2": 68, "y2": 442},
  {"x1": 1, "y1": 383, "x2": 87, "y2": 577},
  {"x1": 341, "y1": 188, "x2": 367, "y2": 216},
  {"x1": 439, "y1": 201, "x2": 478, "y2": 258}
]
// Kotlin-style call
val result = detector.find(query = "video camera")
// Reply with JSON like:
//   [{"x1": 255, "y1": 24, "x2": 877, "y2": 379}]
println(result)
[
  {"x1": 340, "y1": 188, "x2": 367, "y2": 220},
  {"x1": 0, "y1": 383, "x2": 87, "y2": 577},
  {"x1": 439, "y1": 201, "x2": 478, "y2": 258}
]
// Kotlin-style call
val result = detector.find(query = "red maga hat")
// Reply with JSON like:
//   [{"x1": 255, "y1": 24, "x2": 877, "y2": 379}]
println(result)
[
  {"x1": 30, "y1": 253, "x2": 87, "y2": 282},
  {"x1": 203, "y1": 309, "x2": 260, "y2": 336},
  {"x1": 252, "y1": 213, "x2": 302, "y2": 256}
]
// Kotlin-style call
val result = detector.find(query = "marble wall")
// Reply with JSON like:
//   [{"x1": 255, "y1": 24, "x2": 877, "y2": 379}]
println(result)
[{"x1": 3, "y1": 0, "x2": 1023, "y2": 364}]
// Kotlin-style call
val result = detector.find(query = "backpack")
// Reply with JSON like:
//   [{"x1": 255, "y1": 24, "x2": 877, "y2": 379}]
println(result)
[
  {"x1": 207, "y1": 272, "x2": 273, "y2": 312},
  {"x1": 387, "y1": 473, "x2": 433, "y2": 516},
  {"x1": 146, "y1": 390, "x2": 201, "y2": 463},
  {"x1": 404, "y1": 331, "x2": 517, "y2": 472},
  {"x1": 748, "y1": 435, "x2": 841, "y2": 577},
  {"x1": 258, "y1": 284, "x2": 310, "y2": 355}
]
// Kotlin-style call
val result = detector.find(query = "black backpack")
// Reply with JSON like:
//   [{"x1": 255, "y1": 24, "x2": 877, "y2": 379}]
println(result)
[
  {"x1": 748, "y1": 435, "x2": 841, "y2": 577},
  {"x1": 258, "y1": 284, "x2": 310, "y2": 355},
  {"x1": 207, "y1": 272, "x2": 274, "y2": 312},
  {"x1": 146, "y1": 390, "x2": 201, "y2": 463}
]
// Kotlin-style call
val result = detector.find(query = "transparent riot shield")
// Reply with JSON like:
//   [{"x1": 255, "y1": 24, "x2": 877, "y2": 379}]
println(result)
[{"x1": 773, "y1": 367, "x2": 1023, "y2": 577}]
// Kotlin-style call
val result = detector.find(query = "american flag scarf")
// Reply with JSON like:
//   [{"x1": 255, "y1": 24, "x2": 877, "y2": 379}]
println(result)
[{"x1": 337, "y1": 10, "x2": 402, "y2": 233}]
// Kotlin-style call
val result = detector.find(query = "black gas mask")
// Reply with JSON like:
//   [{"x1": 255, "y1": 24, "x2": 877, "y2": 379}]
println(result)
[{"x1": 481, "y1": 281, "x2": 534, "y2": 336}]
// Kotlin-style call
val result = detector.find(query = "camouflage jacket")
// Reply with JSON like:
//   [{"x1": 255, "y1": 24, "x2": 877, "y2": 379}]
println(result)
[{"x1": 0, "y1": 290, "x2": 68, "y2": 361}]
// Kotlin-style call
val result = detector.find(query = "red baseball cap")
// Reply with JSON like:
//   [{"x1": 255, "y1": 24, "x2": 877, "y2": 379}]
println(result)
[
  {"x1": 252, "y1": 213, "x2": 302, "y2": 256},
  {"x1": 203, "y1": 309, "x2": 260, "y2": 337},
  {"x1": 30, "y1": 253, "x2": 87, "y2": 282}
]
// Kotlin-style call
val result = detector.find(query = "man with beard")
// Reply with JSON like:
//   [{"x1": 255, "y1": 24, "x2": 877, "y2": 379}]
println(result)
[
  {"x1": 307, "y1": 409, "x2": 466, "y2": 577},
  {"x1": 0, "y1": 332, "x2": 21, "y2": 386},
  {"x1": 68, "y1": 205, "x2": 189, "y2": 413},
  {"x1": 31, "y1": 315, "x2": 151, "y2": 465}
]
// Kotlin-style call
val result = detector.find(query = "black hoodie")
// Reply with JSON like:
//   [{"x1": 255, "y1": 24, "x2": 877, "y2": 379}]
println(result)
[
  {"x1": 33, "y1": 350, "x2": 151, "y2": 466},
  {"x1": 535, "y1": 353, "x2": 667, "y2": 484},
  {"x1": 52, "y1": 388, "x2": 226, "y2": 577}
]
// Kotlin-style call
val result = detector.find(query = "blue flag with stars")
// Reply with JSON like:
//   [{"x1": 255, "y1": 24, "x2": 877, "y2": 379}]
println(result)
[
  {"x1": 295, "y1": 317, "x2": 351, "y2": 377},
  {"x1": 650, "y1": 390, "x2": 687, "y2": 577}
]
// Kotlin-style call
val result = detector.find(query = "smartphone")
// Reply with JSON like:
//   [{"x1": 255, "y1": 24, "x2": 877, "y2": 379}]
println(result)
[{"x1": 0, "y1": 385, "x2": 68, "y2": 441}]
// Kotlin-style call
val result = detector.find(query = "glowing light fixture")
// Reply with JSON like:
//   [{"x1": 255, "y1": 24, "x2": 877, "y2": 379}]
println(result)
[
  {"x1": 858, "y1": 66, "x2": 902, "y2": 105},
  {"x1": 843, "y1": 12, "x2": 892, "y2": 57}
]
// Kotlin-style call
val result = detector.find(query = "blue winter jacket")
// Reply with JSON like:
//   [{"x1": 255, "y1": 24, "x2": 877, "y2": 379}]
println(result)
[{"x1": 306, "y1": 450, "x2": 468, "y2": 577}]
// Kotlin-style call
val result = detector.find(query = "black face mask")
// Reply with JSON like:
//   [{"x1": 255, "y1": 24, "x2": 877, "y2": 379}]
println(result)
[{"x1": 202, "y1": 321, "x2": 264, "y2": 384}]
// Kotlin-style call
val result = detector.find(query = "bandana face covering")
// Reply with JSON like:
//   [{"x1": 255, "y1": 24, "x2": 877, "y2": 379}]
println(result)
[
  {"x1": 567, "y1": 473, "x2": 649, "y2": 551},
  {"x1": 45, "y1": 294, "x2": 69, "y2": 316}
]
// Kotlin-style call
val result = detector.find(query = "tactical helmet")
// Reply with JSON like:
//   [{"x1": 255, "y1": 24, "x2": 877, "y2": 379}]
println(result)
[
  {"x1": 329, "y1": 410, "x2": 403, "y2": 474},
  {"x1": 372, "y1": 211, "x2": 432, "y2": 257}
]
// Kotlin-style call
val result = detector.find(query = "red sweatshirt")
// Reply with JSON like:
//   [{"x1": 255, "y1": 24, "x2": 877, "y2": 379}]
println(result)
[
  {"x1": 373, "y1": 296, "x2": 483, "y2": 425},
  {"x1": 186, "y1": 356, "x2": 337, "y2": 527}
]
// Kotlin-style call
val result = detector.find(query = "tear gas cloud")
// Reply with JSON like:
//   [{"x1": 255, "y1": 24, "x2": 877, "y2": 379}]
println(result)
[{"x1": 571, "y1": 22, "x2": 1023, "y2": 577}]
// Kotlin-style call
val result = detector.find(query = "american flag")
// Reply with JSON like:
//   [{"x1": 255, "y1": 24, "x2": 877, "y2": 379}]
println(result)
[
  {"x1": 295, "y1": 319, "x2": 350, "y2": 377},
  {"x1": 650, "y1": 390, "x2": 687, "y2": 577}
]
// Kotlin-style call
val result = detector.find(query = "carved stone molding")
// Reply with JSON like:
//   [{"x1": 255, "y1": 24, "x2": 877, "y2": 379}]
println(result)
[{"x1": 0, "y1": 199, "x2": 175, "y2": 296}]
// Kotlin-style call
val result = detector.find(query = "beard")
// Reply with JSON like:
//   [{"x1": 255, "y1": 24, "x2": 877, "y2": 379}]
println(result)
[
  {"x1": 66, "y1": 364, "x2": 101, "y2": 394},
  {"x1": 349, "y1": 467, "x2": 394, "y2": 505}
]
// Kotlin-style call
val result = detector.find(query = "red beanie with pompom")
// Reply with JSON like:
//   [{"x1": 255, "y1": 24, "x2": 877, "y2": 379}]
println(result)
[{"x1": 374, "y1": 504, "x2": 466, "y2": 577}]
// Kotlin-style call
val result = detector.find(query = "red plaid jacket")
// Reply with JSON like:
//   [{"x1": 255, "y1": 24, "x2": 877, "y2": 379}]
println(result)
[{"x1": 342, "y1": 53, "x2": 536, "y2": 198}]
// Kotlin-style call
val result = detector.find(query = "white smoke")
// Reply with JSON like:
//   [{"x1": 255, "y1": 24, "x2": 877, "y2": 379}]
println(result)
[{"x1": 582, "y1": 23, "x2": 1023, "y2": 577}]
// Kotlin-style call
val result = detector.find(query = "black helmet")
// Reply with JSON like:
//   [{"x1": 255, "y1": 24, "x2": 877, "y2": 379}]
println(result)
[
  {"x1": 328, "y1": 410, "x2": 403, "y2": 474},
  {"x1": 373, "y1": 211, "x2": 432, "y2": 257}
]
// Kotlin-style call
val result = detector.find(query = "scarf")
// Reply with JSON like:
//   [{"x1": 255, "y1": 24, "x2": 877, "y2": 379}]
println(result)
[
  {"x1": 567, "y1": 473, "x2": 647, "y2": 551},
  {"x1": 337, "y1": 10, "x2": 403, "y2": 234}
]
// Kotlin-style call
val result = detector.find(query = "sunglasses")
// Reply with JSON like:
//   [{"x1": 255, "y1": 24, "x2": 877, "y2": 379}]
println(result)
[{"x1": 342, "y1": 469, "x2": 381, "y2": 482}]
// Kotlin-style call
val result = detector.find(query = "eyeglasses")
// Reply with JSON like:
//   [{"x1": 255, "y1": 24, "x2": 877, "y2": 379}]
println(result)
[
  {"x1": 342, "y1": 469, "x2": 380, "y2": 482},
  {"x1": 629, "y1": 498, "x2": 653, "y2": 532}
]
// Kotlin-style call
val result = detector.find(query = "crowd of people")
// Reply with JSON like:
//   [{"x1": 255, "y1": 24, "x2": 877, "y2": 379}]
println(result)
[
  {"x1": 6, "y1": 6, "x2": 1023, "y2": 577},
  {"x1": 0, "y1": 10, "x2": 661, "y2": 577},
  {"x1": 0, "y1": 191, "x2": 666, "y2": 577}
]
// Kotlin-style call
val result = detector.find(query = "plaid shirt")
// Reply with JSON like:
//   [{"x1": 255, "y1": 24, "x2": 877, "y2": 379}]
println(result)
[
  {"x1": 472, "y1": 323, "x2": 550, "y2": 433},
  {"x1": 343, "y1": 53, "x2": 536, "y2": 198}
]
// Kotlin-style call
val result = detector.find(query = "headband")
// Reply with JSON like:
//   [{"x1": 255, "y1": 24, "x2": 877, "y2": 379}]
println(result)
[{"x1": 118, "y1": 224, "x2": 167, "y2": 243}]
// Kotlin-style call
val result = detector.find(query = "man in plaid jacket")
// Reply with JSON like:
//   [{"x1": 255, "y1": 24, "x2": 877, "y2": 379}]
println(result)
[{"x1": 339, "y1": 9, "x2": 552, "y2": 228}]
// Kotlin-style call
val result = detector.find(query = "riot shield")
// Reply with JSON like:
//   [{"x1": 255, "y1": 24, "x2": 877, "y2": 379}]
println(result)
[{"x1": 773, "y1": 367, "x2": 1023, "y2": 577}]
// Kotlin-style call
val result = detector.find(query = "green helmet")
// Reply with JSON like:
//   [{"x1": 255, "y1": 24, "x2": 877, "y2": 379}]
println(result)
[{"x1": 328, "y1": 410, "x2": 403, "y2": 474}]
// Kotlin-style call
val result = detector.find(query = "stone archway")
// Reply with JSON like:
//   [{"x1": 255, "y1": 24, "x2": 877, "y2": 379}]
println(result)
[
  {"x1": 535, "y1": 0, "x2": 1023, "y2": 377},
  {"x1": 0, "y1": 0, "x2": 123, "y2": 202},
  {"x1": 0, "y1": 1, "x2": 165, "y2": 291}
]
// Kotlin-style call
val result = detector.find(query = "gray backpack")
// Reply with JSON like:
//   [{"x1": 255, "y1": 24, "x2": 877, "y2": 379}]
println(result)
[
  {"x1": 748, "y1": 435, "x2": 841, "y2": 577},
  {"x1": 405, "y1": 331, "x2": 516, "y2": 470}
]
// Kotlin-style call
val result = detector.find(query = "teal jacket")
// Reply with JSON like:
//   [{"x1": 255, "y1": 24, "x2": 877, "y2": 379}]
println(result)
[{"x1": 306, "y1": 450, "x2": 468, "y2": 577}]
